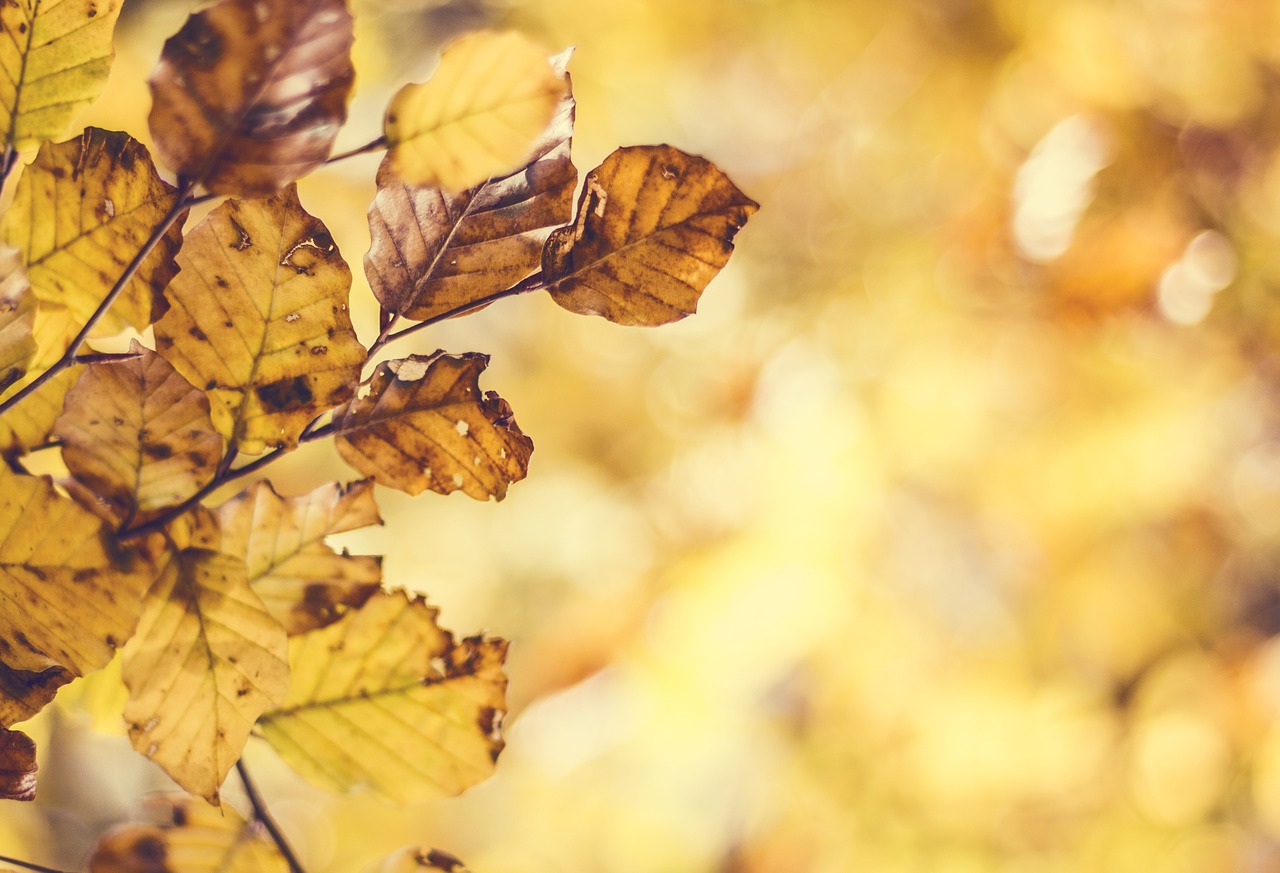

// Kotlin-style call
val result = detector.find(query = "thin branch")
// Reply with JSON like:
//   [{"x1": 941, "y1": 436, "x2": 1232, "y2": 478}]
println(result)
[
  {"x1": 0, "y1": 144, "x2": 18, "y2": 187},
  {"x1": 327, "y1": 134, "x2": 387, "y2": 165},
  {"x1": 0, "y1": 854, "x2": 75, "y2": 873},
  {"x1": 237, "y1": 759, "x2": 307, "y2": 873}
]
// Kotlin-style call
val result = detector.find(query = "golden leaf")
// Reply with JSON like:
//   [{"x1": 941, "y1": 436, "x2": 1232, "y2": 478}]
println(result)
[
  {"x1": 0, "y1": 245, "x2": 34, "y2": 396},
  {"x1": 55, "y1": 341, "x2": 223, "y2": 527},
  {"x1": 0, "y1": 364, "x2": 79, "y2": 455},
  {"x1": 363, "y1": 848, "x2": 471, "y2": 873},
  {"x1": 0, "y1": 727, "x2": 35, "y2": 801},
  {"x1": 217, "y1": 479, "x2": 383, "y2": 635},
  {"x1": 0, "y1": 129, "x2": 183, "y2": 342},
  {"x1": 367, "y1": 57, "x2": 576, "y2": 322},
  {"x1": 384, "y1": 31, "x2": 566, "y2": 192},
  {"x1": 0, "y1": 0, "x2": 123, "y2": 151},
  {"x1": 154, "y1": 184, "x2": 365, "y2": 454},
  {"x1": 259, "y1": 590, "x2": 507, "y2": 803},
  {"x1": 543, "y1": 145, "x2": 758, "y2": 325},
  {"x1": 123, "y1": 548, "x2": 289, "y2": 803},
  {"x1": 0, "y1": 466, "x2": 150, "y2": 720},
  {"x1": 332, "y1": 352, "x2": 532, "y2": 499},
  {"x1": 148, "y1": 0, "x2": 354, "y2": 196},
  {"x1": 89, "y1": 794, "x2": 287, "y2": 873}
]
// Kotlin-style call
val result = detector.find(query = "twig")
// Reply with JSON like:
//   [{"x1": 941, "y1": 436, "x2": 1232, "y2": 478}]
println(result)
[
  {"x1": 327, "y1": 135, "x2": 387, "y2": 165},
  {"x1": 236, "y1": 759, "x2": 307, "y2": 873},
  {"x1": 0, "y1": 854, "x2": 74, "y2": 873},
  {"x1": 0, "y1": 144, "x2": 18, "y2": 187}
]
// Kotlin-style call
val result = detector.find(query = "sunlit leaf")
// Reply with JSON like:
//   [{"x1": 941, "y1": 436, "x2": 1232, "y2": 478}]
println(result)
[
  {"x1": 543, "y1": 145, "x2": 758, "y2": 325},
  {"x1": 0, "y1": 246, "x2": 34, "y2": 396},
  {"x1": 367, "y1": 55, "x2": 576, "y2": 323},
  {"x1": 0, "y1": 129, "x2": 183, "y2": 342},
  {"x1": 332, "y1": 352, "x2": 532, "y2": 499},
  {"x1": 0, "y1": 365, "x2": 78, "y2": 455},
  {"x1": 0, "y1": 466, "x2": 150, "y2": 719},
  {"x1": 89, "y1": 793, "x2": 287, "y2": 873},
  {"x1": 55, "y1": 341, "x2": 223, "y2": 527},
  {"x1": 154, "y1": 184, "x2": 365, "y2": 454},
  {"x1": 0, "y1": 727, "x2": 35, "y2": 801},
  {"x1": 123, "y1": 548, "x2": 289, "y2": 803},
  {"x1": 363, "y1": 848, "x2": 471, "y2": 873},
  {"x1": 0, "y1": 0, "x2": 123, "y2": 152},
  {"x1": 148, "y1": 0, "x2": 354, "y2": 197},
  {"x1": 259, "y1": 590, "x2": 508, "y2": 802},
  {"x1": 217, "y1": 479, "x2": 383, "y2": 635},
  {"x1": 384, "y1": 30, "x2": 565, "y2": 192}
]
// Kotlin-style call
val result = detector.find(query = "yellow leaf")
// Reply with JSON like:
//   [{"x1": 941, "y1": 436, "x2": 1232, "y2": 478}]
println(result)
[
  {"x1": 333, "y1": 353, "x2": 533, "y2": 499},
  {"x1": 384, "y1": 31, "x2": 566, "y2": 192},
  {"x1": 543, "y1": 145, "x2": 758, "y2": 325},
  {"x1": 217, "y1": 479, "x2": 383, "y2": 635},
  {"x1": 0, "y1": 364, "x2": 78, "y2": 455},
  {"x1": 89, "y1": 794, "x2": 287, "y2": 873},
  {"x1": 154, "y1": 184, "x2": 366, "y2": 454},
  {"x1": 0, "y1": 0, "x2": 123, "y2": 151},
  {"x1": 148, "y1": 0, "x2": 355, "y2": 196},
  {"x1": 0, "y1": 245, "x2": 34, "y2": 396},
  {"x1": 259, "y1": 590, "x2": 507, "y2": 803},
  {"x1": 0, "y1": 129, "x2": 184, "y2": 341},
  {"x1": 363, "y1": 848, "x2": 472, "y2": 873},
  {"x1": 55, "y1": 341, "x2": 223, "y2": 527},
  {"x1": 0, "y1": 466, "x2": 151, "y2": 722},
  {"x1": 0, "y1": 727, "x2": 35, "y2": 801},
  {"x1": 123, "y1": 548, "x2": 289, "y2": 803}
]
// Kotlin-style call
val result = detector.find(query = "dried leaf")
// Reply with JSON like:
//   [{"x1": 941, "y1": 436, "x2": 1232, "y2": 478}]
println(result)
[
  {"x1": 0, "y1": 662, "x2": 72, "y2": 727},
  {"x1": 259, "y1": 590, "x2": 507, "y2": 803},
  {"x1": 0, "y1": 466, "x2": 150, "y2": 719},
  {"x1": 363, "y1": 848, "x2": 472, "y2": 873},
  {"x1": 55, "y1": 341, "x2": 223, "y2": 527},
  {"x1": 217, "y1": 479, "x2": 383, "y2": 635},
  {"x1": 123, "y1": 548, "x2": 289, "y2": 803},
  {"x1": 154, "y1": 184, "x2": 365, "y2": 454},
  {"x1": 0, "y1": 364, "x2": 79, "y2": 455},
  {"x1": 0, "y1": 246, "x2": 34, "y2": 396},
  {"x1": 148, "y1": 0, "x2": 355, "y2": 196},
  {"x1": 333, "y1": 352, "x2": 532, "y2": 499},
  {"x1": 89, "y1": 794, "x2": 287, "y2": 873},
  {"x1": 367, "y1": 58, "x2": 576, "y2": 322},
  {"x1": 384, "y1": 31, "x2": 566, "y2": 192},
  {"x1": 0, "y1": 129, "x2": 183, "y2": 342},
  {"x1": 0, "y1": 0, "x2": 123, "y2": 151},
  {"x1": 543, "y1": 145, "x2": 758, "y2": 325},
  {"x1": 0, "y1": 727, "x2": 36, "y2": 801}
]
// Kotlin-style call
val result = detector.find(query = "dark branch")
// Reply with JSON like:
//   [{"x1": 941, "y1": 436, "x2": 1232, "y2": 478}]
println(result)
[
  {"x1": 0, "y1": 853, "x2": 75, "y2": 873},
  {"x1": 237, "y1": 759, "x2": 307, "y2": 873}
]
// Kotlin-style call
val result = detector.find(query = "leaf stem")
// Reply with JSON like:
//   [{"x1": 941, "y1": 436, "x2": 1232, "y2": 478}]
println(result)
[
  {"x1": 236, "y1": 759, "x2": 307, "y2": 873},
  {"x1": 0, "y1": 144, "x2": 18, "y2": 187},
  {"x1": 0, "y1": 854, "x2": 74, "y2": 873},
  {"x1": 327, "y1": 135, "x2": 387, "y2": 165}
]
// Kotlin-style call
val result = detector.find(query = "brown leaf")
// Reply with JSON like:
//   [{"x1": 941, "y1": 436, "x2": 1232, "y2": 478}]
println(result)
[
  {"x1": 0, "y1": 662, "x2": 72, "y2": 728},
  {"x1": 148, "y1": 0, "x2": 355, "y2": 196},
  {"x1": 0, "y1": 727, "x2": 36, "y2": 802},
  {"x1": 543, "y1": 145, "x2": 758, "y2": 325},
  {"x1": 332, "y1": 353, "x2": 532, "y2": 499},
  {"x1": 217, "y1": 479, "x2": 383, "y2": 634},
  {"x1": 154, "y1": 184, "x2": 365, "y2": 454},
  {"x1": 366, "y1": 56, "x2": 576, "y2": 323},
  {"x1": 55, "y1": 341, "x2": 223, "y2": 527}
]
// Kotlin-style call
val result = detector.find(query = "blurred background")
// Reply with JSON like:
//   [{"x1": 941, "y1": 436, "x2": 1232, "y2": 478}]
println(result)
[{"x1": 12, "y1": 0, "x2": 1280, "y2": 870}]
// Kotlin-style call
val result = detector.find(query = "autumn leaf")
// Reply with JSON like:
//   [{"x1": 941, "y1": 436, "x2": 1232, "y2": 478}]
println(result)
[
  {"x1": 0, "y1": 727, "x2": 35, "y2": 801},
  {"x1": 259, "y1": 590, "x2": 508, "y2": 802},
  {"x1": 123, "y1": 548, "x2": 289, "y2": 803},
  {"x1": 0, "y1": 466, "x2": 150, "y2": 717},
  {"x1": 364, "y1": 848, "x2": 471, "y2": 873},
  {"x1": 55, "y1": 341, "x2": 223, "y2": 527},
  {"x1": 217, "y1": 479, "x2": 383, "y2": 635},
  {"x1": 0, "y1": 662, "x2": 71, "y2": 728},
  {"x1": 332, "y1": 352, "x2": 532, "y2": 499},
  {"x1": 0, "y1": 129, "x2": 184, "y2": 344},
  {"x1": 0, "y1": 365, "x2": 78, "y2": 456},
  {"x1": 154, "y1": 184, "x2": 365, "y2": 454},
  {"x1": 0, "y1": 246, "x2": 34, "y2": 396},
  {"x1": 543, "y1": 145, "x2": 758, "y2": 325},
  {"x1": 148, "y1": 0, "x2": 354, "y2": 196},
  {"x1": 384, "y1": 31, "x2": 566, "y2": 192},
  {"x1": 367, "y1": 55, "x2": 576, "y2": 323},
  {"x1": 89, "y1": 794, "x2": 287, "y2": 873},
  {"x1": 0, "y1": 0, "x2": 123, "y2": 153}
]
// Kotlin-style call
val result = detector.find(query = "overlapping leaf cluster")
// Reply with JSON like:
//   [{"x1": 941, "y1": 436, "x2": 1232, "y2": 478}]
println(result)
[{"x1": 0, "y1": 0, "x2": 754, "y2": 868}]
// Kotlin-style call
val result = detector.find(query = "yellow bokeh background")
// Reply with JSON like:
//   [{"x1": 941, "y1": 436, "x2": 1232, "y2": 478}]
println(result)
[{"x1": 13, "y1": 0, "x2": 1280, "y2": 871}]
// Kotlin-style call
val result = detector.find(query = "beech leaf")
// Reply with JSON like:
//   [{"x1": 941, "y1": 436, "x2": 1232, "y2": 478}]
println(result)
[
  {"x1": 123, "y1": 548, "x2": 289, "y2": 803},
  {"x1": 363, "y1": 848, "x2": 472, "y2": 873},
  {"x1": 0, "y1": 662, "x2": 72, "y2": 728},
  {"x1": 89, "y1": 794, "x2": 287, "y2": 873},
  {"x1": 0, "y1": 129, "x2": 183, "y2": 342},
  {"x1": 543, "y1": 144, "x2": 758, "y2": 325},
  {"x1": 0, "y1": 0, "x2": 123, "y2": 151},
  {"x1": 384, "y1": 31, "x2": 566, "y2": 192},
  {"x1": 0, "y1": 364, "x2": 79, "y2": 456},
  {"x1": 0, "y1": 466, "x2": 150, "y2": 720},
  {"x1": 216, "y1": 479, "x2": 383, "y2": 635},
  {"x1": 0, "y1": 245, "x2": 34, "y2": 396},
  {"x1": 332, "y1": 352, "x2": 532, "y2": 499},
  {"x1": 367, "y1": 57, "x2": 576, "y2": 322},
  {"x1": 259, "y1": 590, "x2": 508, "y2": 803},
  {"x1": 148, "y1": 0, "x2": 355, "y2": 196},
  {"x1": 154, "y1": 184, "x2": 365, "y2": 454},
  {"x1": 55, "y1": 341, "x2": 223, "y2": 527},
  {"x1": 0, "y1": 727, "x2": 36, "y2": 802}
]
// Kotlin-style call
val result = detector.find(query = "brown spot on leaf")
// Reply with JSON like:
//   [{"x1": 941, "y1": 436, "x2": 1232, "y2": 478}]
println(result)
[
  {"x1": 143, "y1": 443, "x2": 174, "y2": 460},
  {"x1": 255, "y1": 376, "x2": 314, "y2": 412},
  {"x1": 171, "y1": 16, "x2": 223, "y2": 70}
]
